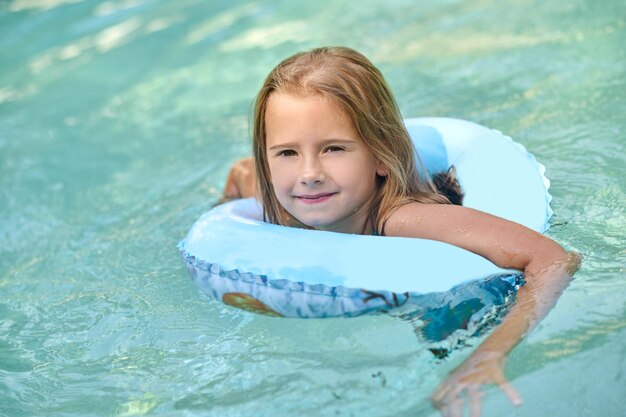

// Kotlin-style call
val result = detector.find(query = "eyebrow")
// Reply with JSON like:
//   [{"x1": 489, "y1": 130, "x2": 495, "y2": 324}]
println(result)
[{"x1": 267, "y1": 138, "x2": 357, "y2": 150}]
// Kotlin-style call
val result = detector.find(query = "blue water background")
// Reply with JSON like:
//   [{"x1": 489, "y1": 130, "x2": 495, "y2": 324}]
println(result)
[{"x1": 1, "y1": 1, "x2": 625, "y2": 416}]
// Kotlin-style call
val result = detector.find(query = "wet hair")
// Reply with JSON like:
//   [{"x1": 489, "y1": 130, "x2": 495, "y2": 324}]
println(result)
[
  {"x1": 432, "y1": 166, "x2": 464, "y2": 206},
  {"x1": 252, "y1": 46, "x2": 463, "y2": 232}
]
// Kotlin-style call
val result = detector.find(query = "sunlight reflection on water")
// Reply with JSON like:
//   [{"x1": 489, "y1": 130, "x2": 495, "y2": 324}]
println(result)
[{"x1": 0, "y1": 0, "x2": 624, "y2": 416}]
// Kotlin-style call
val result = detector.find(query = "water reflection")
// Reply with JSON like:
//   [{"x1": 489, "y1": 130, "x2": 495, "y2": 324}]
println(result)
[
  {"x1": 9, "y1": 0, "x2": 81, "y2": 12},
  {"x1": 220, "y1": 20, "x2": 310, "y2": 51},
  {"x1": 185, "y1": 3, "x2": 258, "y2": 45}
]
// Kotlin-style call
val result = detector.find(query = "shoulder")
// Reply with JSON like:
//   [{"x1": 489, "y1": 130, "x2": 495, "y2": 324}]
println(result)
[{"x1": 223, "y1": 157, "x2": 256, "y2": 199}]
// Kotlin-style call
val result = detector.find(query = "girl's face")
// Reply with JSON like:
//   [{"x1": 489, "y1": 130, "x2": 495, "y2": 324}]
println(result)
[{"x1": 265, "y1": 93, "x2": 386, "y2": 234}]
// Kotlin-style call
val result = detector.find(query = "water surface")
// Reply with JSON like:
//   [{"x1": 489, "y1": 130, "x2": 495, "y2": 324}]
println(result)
[{"x1": 1, "y1": 1, "x2": 625, "y2": 416}]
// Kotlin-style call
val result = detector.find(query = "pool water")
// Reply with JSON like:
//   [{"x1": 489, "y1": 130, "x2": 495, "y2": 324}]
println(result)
[{"x1": 1, "y1": 1, "x2": 624, "y2": 416}]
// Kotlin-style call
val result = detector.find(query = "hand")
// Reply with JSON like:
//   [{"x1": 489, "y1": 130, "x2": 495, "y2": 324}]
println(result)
[
  {"x1": 431, "y1": 353, "x2": 522, "y2": 417},
  {"x1": 220, "y1": 157, "x2": 257, "y2": 202}
]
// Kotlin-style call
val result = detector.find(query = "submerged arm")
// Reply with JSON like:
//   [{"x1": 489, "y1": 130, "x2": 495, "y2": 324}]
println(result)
[{"x1": 384, "y1": 204, "x2": 580, "y2": 416}]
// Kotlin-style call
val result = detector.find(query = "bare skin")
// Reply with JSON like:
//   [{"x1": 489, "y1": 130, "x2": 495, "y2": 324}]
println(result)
[
  {"x1": 220, "y1": 158, "x2": 580, "y2": 416},
  {"x1": 220, "y1": 157, "x2": 257, "y2": 202},
  {"x1": 384, "y1": 203, "x2": 580, "y2": 417}
]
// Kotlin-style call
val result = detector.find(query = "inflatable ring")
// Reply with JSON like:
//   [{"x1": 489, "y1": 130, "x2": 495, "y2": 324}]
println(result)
[{"x1": 178, "y1": 118, "x2": 552, "y2": 325}]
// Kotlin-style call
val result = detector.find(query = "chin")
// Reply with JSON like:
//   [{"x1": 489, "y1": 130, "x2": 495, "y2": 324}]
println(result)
[
  {"x1": 299, "y1": 219, "x2": 329, "y2": 228},
  {"x1": 296, "y1": 216, "x2": 335, "y2": 229}
]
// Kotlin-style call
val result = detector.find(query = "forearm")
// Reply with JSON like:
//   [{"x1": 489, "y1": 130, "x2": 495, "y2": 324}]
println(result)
[{"x1": 471, "y1": 251, "x2": 580, "y2": 360}]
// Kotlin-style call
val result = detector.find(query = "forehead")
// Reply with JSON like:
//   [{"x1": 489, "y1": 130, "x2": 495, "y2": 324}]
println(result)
[
  {"x1": 266, "y1": 91, "x2": 344, "y2": 116},
  {"x1": 264, "y1": 93, "x2": 358, "y2": 142}
]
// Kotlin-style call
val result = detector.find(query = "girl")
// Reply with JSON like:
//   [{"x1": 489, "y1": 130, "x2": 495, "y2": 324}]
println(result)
[{"x1": 221, "y1": 47, "x2": 579, "y2": 416}]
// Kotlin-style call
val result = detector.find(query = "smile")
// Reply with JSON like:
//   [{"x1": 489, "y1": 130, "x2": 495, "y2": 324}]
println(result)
[{"x1": 295, "y1": 193, "x2": 337, "y2": 204}]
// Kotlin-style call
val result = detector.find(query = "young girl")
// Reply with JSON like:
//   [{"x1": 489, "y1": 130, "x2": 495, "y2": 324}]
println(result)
[{"x1": 221, "y1": 47, "x2": 579, "y2": 416}]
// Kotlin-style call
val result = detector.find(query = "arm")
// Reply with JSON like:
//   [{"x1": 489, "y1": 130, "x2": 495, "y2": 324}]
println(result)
[
  {"x1": 218, "y1": 157, "x2": 257, "y2": 203},
  {"x1": 384, "y1": 203, "x2": 580, "y2": 416}
]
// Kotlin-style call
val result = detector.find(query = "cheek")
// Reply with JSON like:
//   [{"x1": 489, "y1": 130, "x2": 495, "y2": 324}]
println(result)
[
  {"x1": 336, "y1": 158, "x2": 377, "y2": 184},
  {"x1": 267, "y1": 161, "x2": 288, "y2": 192}
]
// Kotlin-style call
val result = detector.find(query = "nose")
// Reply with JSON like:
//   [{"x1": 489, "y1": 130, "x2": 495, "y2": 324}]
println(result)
[{"x1": 299, "y1": 156, "x2": 326, "y2": 185}]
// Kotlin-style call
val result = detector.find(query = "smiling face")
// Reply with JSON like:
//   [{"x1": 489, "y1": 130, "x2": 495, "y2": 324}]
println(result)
[{"x1": 264, "y1": 93, "x2": 386, "y2": 234}]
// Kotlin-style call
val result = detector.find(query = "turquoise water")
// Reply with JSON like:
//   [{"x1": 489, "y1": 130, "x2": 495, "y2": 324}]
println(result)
[{"x1": 1, "y1": 1, "x2": 625, "y2": 416}]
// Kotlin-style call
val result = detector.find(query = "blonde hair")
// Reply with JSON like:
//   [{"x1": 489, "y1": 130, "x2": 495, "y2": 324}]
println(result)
[{"x1": 253, "y1": 46, "x2": 451, "y2": 232}]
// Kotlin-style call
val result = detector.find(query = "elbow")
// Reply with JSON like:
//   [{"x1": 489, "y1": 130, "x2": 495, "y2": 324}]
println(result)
[
  {"x1": 564, "y1": 250, "x2": 582, "y2": 275},
  {"x1": 525, "y1": 243, "x2": 581, "y2": 283},
  {"x1": 547, "y1": 242, "x2": 581, "y2": 275}
]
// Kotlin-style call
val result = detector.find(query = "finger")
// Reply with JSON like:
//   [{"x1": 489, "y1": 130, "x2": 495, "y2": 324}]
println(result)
[
  {"x1": 432, "y1": 385, "x2": 458, "y2": 416},
  {"x1": 499, "y1": 381, "x2": 522, "y2": 406},
  {"x1": 438, "y1": 387, "x2": 465, "y2": 417},
  {"x1": 432, "y1": 381, "x2": 454, "y2": 405},
  {"x1": 433, "y1": 384, "x2": 462, "y2": 408},
  {"x1": 449, "y1": 396, "x2": 463, "y2": 417},
  {"x1": 439, "y1": 403, "x2": 452, "y2": 417},
  {"x1": 467, "y1": 385, "x2": 483, "y2": 417},
  {"x1": 439, "y1": 400, "x2": 456, "y2": 417}
]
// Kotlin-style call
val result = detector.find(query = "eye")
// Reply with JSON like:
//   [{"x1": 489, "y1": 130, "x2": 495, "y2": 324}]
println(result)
[
  {"x1": 324, "y1": 145, "x2": 345, "y2": 153},
  {"x1": 276, "y1": 149, "x2": 297, "y2": 157}
]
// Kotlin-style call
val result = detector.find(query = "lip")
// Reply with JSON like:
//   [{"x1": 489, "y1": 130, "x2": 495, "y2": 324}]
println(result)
[{"x1": 295, "y1": 192, "x2": 336, "y2": 204}]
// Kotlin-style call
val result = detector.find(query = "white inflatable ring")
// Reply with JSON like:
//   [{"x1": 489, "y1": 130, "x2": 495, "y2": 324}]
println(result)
[{"x1": 178, "y1": 118, "x2": 552, "y2": 321}]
